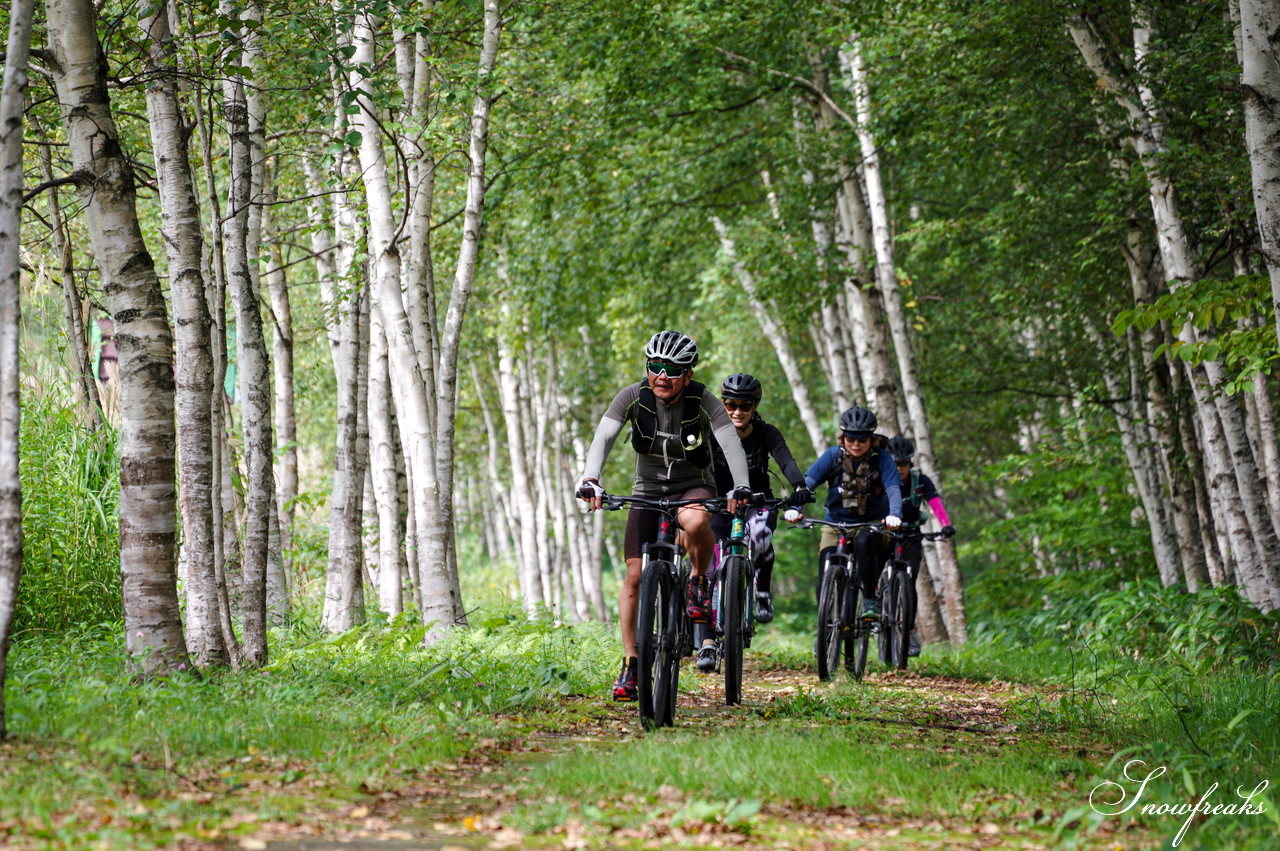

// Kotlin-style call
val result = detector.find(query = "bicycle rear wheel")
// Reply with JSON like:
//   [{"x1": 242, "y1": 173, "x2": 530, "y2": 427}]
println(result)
[
  {"x1": 816, "y1": 559, "x2": 845, "y2": 681},
  {"x1": 891, "y1": 570, "x2": 914, "y2": 670},
  {"x1": 721, "y1": 555, "x2": 748, "y2": 705},
  {"x1": 636, "y1": 562, "x2": 677, "y2": 729}
]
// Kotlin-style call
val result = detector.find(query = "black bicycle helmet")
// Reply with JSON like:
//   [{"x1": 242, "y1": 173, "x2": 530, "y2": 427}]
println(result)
[
  {"x1": 839, "y1": 406, "x2": 877, "y2": 436},
  {"x1": 721, "y1": 373, "x2": 762, "y2": 402},
  {"x1": 644, "y1": 330, "x2": 699, "y2": 367},
  {"x1": 887, "y1": 435, "x2": 915, "y2": 462}
]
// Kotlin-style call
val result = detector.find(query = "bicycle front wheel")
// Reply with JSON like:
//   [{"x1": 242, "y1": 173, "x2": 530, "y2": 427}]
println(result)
[
  {"x1": 891, "y1": 570, "x2": 914, "y2": 670},
  {"x1": 636, "y1": 562, "x2": 677, "y2": 730},
  {"x1": 816, "y1": 559, "x2": 846, "y2": 681},
  {"x1": 721, "y1": 555, "x2": 748, "y2": 705}
]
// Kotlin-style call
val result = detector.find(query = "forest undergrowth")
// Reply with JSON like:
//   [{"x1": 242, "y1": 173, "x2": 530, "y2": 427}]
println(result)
[
  {"x1": 4, "y1": 406, "x2": 1278, "y2": 848},
  {"x1": 2, "y1": 585, "x2": 1277, "y2": 850}
]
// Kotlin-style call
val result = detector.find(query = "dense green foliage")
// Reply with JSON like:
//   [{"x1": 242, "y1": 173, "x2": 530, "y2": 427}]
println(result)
[{"x1": 14, "y1": 393, "x2": 121, "y2": 637}]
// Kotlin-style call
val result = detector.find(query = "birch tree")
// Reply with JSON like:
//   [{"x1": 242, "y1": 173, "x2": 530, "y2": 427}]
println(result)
[
  {"x1": 1236, "y1": 0, "x2": 1280, "y2": 343},
  {"x1": 141, "y1": 0, "x2": 225, "y2": 666},
  {"x1": 0, "y1": 0, "x2": 35, "y2": 737},
  {"x1": 841, "y1": 39, "x2": 967, "y2": 642},
  {"x1": 46, "y1": 0, "x2": 189, "y2": 672},
  {"x1": 1069, "y1": 6, "x2": 1280, "y2": 610}
]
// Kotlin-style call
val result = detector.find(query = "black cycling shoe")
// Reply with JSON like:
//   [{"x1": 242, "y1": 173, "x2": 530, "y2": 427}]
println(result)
[
  {"x1": 686, "y1": 576, "x2": 712, "y2": 623},
  {"x1": 612, "y1": 657, "x2": 638, "y2": 702},
  {"x1": 696, "y1": 644, "x2": 717, "y2": 673},
  {"x1": 755, "y1": 592, "x2": 774, "y2": 624}
]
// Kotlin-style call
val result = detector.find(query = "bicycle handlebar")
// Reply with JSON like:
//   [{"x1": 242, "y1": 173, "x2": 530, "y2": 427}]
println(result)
[
  {"x1": 784, "y1": 515, "x2": 950, "y2": 541},
  {"x1": 595, "y1": 492, "x2": 774, "y2": 515}
]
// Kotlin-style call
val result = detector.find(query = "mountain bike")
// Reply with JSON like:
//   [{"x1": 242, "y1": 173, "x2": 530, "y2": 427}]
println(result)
[
  {"x1": 707, "y1": 496, "x2": 790, "y2": 705},
  {"x1": 787, "y1": 516, "x2": 885, "y2": 682},
  {"x1": 598, "y1": 493, "x2": 724, "y2": 729},
  {"x1": 875, "y1": 525, "x2": 949, "y2": 670}
]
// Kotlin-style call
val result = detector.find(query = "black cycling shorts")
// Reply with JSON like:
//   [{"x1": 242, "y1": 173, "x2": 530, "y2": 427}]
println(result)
[{"x1": 623, "y1": 485, "x2": 715, "y2": 560}]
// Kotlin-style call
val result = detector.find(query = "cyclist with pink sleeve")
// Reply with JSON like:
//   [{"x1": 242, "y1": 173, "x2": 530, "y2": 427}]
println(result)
[{"x1": 886, "y1": 436, "x2": 955, "y2": 657}]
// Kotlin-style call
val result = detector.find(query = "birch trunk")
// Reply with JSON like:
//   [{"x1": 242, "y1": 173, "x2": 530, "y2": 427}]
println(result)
[
  {"x1": 263, "y1": 195, "x2": 297, "y2": 602},
  {"x1": 141, "y1": 0, "x2": 224, "y2": 665},
  {"x1": 497, "y1": 317, "x2": 542, "y2": 611},
  {"x1": 836, "y1": 173, "x2": 901, "y2": 431},
  {"x1": 219, "y1": 20, "x2": 271, "y2": 662},
  {"x1": 348, "y1": 10, "x2": 451, "y2": 640},
  {"x1": 324, "y1": 281, "x2": 370, "y2": 631},
  {"x1": 1236, "y1": 0, "x2": 1280, "y2": 342},
  {"x1": 192, "y1": 87, "x2": 244, "y2": 667},
  {"x1": 322, "y1": 146, "x2": 369, "y2": 632},
  {"x1": 1071, "y1": 9, "x2": 1280, "y2": 608},
  {"x1": 711, "y1": 216, "x2": 826, "y2": 456},
  {"x1": 843, "y1": 40, "x2": 966, "y2": 641},
  {"x1": 915, "y1": 547, "x2": 949, "y2": 645},
  {"x1": 1089, "y1": 321, "x2": 1183, "y2": 585},
  {"x1": 368, "y1": 305, "x2": 403, "y2": 615},
  {"x1": 1122, "y1": 223, "x2": 1211, "y2": 588},
  {"x1": 430, "y1": 0, "x2": 504, "y2": 629},
  {"x1": 47, "y1": 0, "x2": 189, "y2": 672},
  {"x1": 470, "y1": 360, "x2": 517, "y2": 569},
  {"x1": 0, "y1": 0, "x2": 35, "y2": 737}
]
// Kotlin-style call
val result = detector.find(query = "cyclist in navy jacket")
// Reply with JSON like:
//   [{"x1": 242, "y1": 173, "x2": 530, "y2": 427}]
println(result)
[{"x1": 802, "y1": 406, "x2": 902, "y2": 619}]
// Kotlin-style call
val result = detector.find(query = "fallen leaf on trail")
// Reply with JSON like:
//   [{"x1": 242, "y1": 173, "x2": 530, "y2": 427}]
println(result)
[{"x1": 348, "y1": 806, "x2": 369, "y2": 819}]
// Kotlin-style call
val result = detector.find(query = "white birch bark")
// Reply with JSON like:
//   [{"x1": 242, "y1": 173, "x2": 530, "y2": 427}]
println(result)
[
  {"x1": 348, "y1": 10, "x2": 451, "y2": 640},
  {"x1": 219, "y1": 13, "x2": 272, "y2": 661},
  {"x1": 1071, "y1": 9, "x2": 1280, "y2": 609},
  {"x1": 1236, "y1": 0, "x2": 1280, "y2": 344},
  {"x1": 263, "y1": 200, "x2": 297, "y2": 594},
  {"x1": 47, "y1": 0, "x2": 189, "y2": 672},
  {"x1": 470, "y1": 360, "x2": 517, "y2": 568},
  {"x1": 0, "y1": 0, "x2": 34, "y2": 737},
  {"x1": 843, "y1": 40, "x2": 967, "y2": 641},
  {"x1": 1089, "y1": 321, "x2": 1183, "y2": 585},
  {"x1": 322, "y1": 135, "x2": 369, "y2": 629},
  {"x1": 836, "y1": 168, "x2": 901, "y2": 432},
  {"x1": 496, "y1": 314, "x2": 542, "y2": 611},
  {"x1": 368, "y1": 304, "x2": 403, "y2": 615},
  {"x1": 1122, "y1": 223, "x2": 1211, "y2": 588},
  {"x1": 711, "y1": 216, "x2": 826, "y2": 456},
  {"x1": 431, "y1": 0, "x2": 504, "y2": 628},
  {"x1": 141, "y1": 0, "x2": 225, "y2": 665}
]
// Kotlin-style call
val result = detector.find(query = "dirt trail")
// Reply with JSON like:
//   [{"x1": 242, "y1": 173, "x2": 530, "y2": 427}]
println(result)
[{"x1": 222, "y1": 660, "x2": 1143, "y2": 851}]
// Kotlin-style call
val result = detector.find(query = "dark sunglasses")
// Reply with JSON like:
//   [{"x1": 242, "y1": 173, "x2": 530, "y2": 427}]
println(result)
[
  {"x1": 647, "y1": 361, "x2": 688, "y2": 378},
  {"x1": 842, "y1": 433, "x2": 872, "y2": 443},
  {"x1": 724, "y1": 400, "x2": 755, "y2": 412}
]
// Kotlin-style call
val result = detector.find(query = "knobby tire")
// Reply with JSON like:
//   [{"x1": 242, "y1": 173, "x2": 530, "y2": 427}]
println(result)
[
  {"x1": 722, "y1": 555, "x2": 747, "y2": 705},
  {"x1": 876, "y1": 567, "x2": 893, "y2": 666},
  {"x1": 816, "y1": 559, "x2": 845, "y2": 681},
  {"x1": 636, "y1": 562, "x2": 677, "y2": 729},
  {"x1": 892, "y1": 570, "x2": 913, "y2": 671}
]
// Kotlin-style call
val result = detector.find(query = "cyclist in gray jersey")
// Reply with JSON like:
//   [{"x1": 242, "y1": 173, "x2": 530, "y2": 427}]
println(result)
[{"x1": 578, "y1": 331, "x2": 751, "y2": 702}]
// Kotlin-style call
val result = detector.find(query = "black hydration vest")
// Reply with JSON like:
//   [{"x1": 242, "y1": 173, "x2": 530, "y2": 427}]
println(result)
[
  {"x1": 629, "y1": 380, "x2": 713, "y2": 469},
  {"x1": 838, "y1": 435, "x2": 888, "y2": 513}
]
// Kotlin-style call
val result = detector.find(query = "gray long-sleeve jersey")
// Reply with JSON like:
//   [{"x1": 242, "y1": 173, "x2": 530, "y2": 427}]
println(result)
[{"x1": 581, "y1": 381, "x2": 751, "y2": 497}]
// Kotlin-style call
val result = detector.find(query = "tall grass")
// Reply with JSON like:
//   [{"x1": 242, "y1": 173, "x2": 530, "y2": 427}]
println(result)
[{"x1": 15, "y1": 391, "x2": 121, "y2": 637}]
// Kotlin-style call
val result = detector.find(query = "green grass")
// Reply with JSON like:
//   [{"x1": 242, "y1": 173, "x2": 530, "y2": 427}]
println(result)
[
  {"x1": 15, "y1": 393, "x2": 122, "y2": 636},
  {"x1": 0, "y1": 614, "x2": 617, "y2": 848}
]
